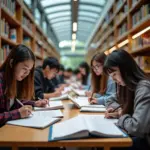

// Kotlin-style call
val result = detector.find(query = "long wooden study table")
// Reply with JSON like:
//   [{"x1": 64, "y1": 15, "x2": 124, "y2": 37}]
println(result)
[{"x1": 0, "y1": 100, "x2": 132, "y2": 150}]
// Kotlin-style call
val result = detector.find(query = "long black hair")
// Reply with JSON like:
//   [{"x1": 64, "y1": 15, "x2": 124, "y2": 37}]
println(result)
[
  {"x1": 0, "y1": 44, "x2": 35, "y2": 99},
  {"x1": 91, "y1": 53, "x2": 108, "y2": 94},
  {"x1": 104, "y1": 49, "x2": 148, "y2": 115},
  {"x1": 79, "y1": 62, "x2": 90, "y2": 85}
]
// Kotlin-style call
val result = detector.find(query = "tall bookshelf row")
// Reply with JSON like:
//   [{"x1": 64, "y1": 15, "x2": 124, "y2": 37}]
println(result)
[
  {"x1": 0, "y1": 0, "x2": 60, "y2": 66},
  {"x1": 86, "y1": 0, "x2": 150, "y2": 72}
]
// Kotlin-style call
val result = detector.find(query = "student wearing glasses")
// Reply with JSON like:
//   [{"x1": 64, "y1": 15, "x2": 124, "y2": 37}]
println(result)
[{"x1": 86, "y1": 52, "x2": 116, "y2": 105}]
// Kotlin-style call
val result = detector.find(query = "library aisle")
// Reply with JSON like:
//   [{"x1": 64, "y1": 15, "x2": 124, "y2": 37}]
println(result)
[{"x1": 0, "y1": 0, "x2": 150, "y2": 71}]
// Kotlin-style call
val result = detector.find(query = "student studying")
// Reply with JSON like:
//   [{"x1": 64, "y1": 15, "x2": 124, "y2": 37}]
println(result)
[
  {"x1": 104, "y1": 49, "x2": 150, "y2": 150},
  {"x1": 0, "y1": 44, "x2": 48, "y2": 127},
  {"x1": 86, "y1": 52, "x2": 116, "y2": 105},
  {"x1": 34, "y1": 57, "x2": 61, "y2": 99}
]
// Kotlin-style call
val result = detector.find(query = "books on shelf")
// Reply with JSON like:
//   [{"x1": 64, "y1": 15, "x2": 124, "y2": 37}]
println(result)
[
  {"x1": 132, "y1": 31, "x2": 150, "y2": 50},
  {"x1": 48, "y1": 115, "x2": 126, "y2": 141},
  {"x1": 23, "y1": 37, "x2": 31, "y2": 48},
  {"x1": 7, "y1": 110, "x2": 62, "y2": 129},
  {"x1": 2, "y1": 45, "x2": 11, "y2": 58},
  {"x1": 35, "y1": 43, "x2": 42, "y2": 56},
  {"x1": 132, "y1": 3, "x2": 150, "y2": 27},
  {"x1": 0, "y1": 18, "x2": 17, "y2": 41},
  {"x1": 23, "y1": 15, "x2": 33, "y2": 33},
  {"x1": 1, "y1": 0, "x2": 16, "y2": 17},
  {"x1": 118, "y1": 21, "x2": 127, "y2": 36},
  {"x1": 135, "y1": 56, "x2": 150, "y2": 70},
  {"x1": 34, "y1": 101, "x2": 64, "y2": 111},
  {"x1": 132, "y1": 0, "x2": 140, "y2": 7},
  {"x1": 0, "y1": 49, "x2": 4, "y2": 64}
]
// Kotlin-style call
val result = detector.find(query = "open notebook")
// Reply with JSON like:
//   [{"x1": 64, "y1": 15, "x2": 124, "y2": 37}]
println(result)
[
  {"x1": 68, "y1": 95, "x2": 106, "y2": 110},
  {"x1": 49, "y1": 94, "x2": 68, "y2": 101},
  {"x1": 72, "y1": 89, "x2": 86, "y2": 96},
  {"x1": 80, "y1": 107, "x2": 106, "y2": 112},
  {"x1": 34, "y1": 101, "x2": 64, "y2": 111},
  {"x1": 48, "y1": 115, "x2": 126, "y2": 141},
  {"x1": 7, "y1": 110, "x2": 63, "y2": 129}
]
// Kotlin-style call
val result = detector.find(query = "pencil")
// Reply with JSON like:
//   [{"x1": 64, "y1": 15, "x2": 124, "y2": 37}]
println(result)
[
  {"x1": 38, "y1": 97, "x2": 50, "y2": 106},
  {"x1": 112, "y1": 105, "x2": 122, "y2": 112},
  {"x1": 16, "y1": 98, "x2": 33, "y2": 115},
  {"x1": 89, "y1": 92, "x2": 94, "y2": 103}
]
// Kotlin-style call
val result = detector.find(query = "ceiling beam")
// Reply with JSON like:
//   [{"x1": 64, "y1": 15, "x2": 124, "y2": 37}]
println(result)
[
  {"x1": 47, "y1": 9, "x2": 71, "y2": 15},
  {"x1": 71, "y1": 0, "x2": 79, "y2": 39},
  {"x1": 44, "y1": 2, "x2": 103, "y2": 9},
  {"x1": 78, "y1": 19, "x2": 95, "y2": 24},
  {"x1": 80, "y1": 2, "x2": 103, "y2": 8},
  {"x1": 46, "y1": 8, "x2": 100, "y2": 16},
  {"x1": 51, "y1": 19, "x2": 71, "y2": 25},
  {"x1": 48, "y1": 14, "x2": 71, "y2": 20}
]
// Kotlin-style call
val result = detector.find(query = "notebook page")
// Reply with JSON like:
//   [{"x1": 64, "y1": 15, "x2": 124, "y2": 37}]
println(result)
[
  {"x1": 33, "y1": 110, "x2": 63, "y2": 118},
  {"x1": 72, "y1": 89, "x2": 86, "y2": 96},
  {"x1": 49, "y1": 94, "x2": 68, "y2": 101},
  {"x1": 34, "y1": 101, "x2": 64, "y2": 111},
  {"x1": 7, "y1": 113, "x2": 60, "y2": 128},
  {"x1": 82, "y1": 115, "x2": 123, "y2": 137},
  {"x1": 52, "y1": 116, "x2": 88, "y2": 140},
  {"x1": 80, "y1": 107, "x2": 106, "y2": 112}
]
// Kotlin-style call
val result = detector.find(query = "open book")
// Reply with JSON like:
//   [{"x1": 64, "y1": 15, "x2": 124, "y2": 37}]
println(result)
[
  {"x1": 49, "y1": 94, "x2": 68, "y2": 101},
  {"x1": 68, "y1": 96, "x2": 105, "y2": 109},
  {"x1": 34, "y1": 101, "x2": 64, "y2": 111},
  {"x1": 72, "y1": 89, "x2": 86, "y2": 96},
  {"x1": 48, "y1": 115, "x2": 126, "y2": 141},
  {"x1": 7, "y1": 110, "x2": 63, "y2": 129},
  {"x1": 80, "y1": 107, "x2": 106, "y2": 112}
]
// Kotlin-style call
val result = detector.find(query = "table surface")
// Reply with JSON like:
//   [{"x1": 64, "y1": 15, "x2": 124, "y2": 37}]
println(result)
[{"x1": 0, "y1": 100, "x2": 132, "y2": 149}]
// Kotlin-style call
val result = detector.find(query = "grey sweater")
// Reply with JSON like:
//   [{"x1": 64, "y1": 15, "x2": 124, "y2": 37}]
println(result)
[{"x1": 105, "y1": 80, "x2": 150, "y2": 146}]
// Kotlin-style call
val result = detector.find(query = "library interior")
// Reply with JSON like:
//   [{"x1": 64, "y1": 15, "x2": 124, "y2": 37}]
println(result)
[{"x1": 0, "y1": 0, "x2": 150, "y2": 150}]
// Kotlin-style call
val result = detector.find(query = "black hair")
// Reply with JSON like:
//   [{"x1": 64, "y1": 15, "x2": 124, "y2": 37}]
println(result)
[
  {"x1": 0, "y1": 44, "x2": 35, "y2": 99},
  {"x1": 73, "y1": 69, "x2": 80, "y2": 75},
  {"x1": 79, "y1": 62, "x2": 90, "y2": 85},
  {"x1": 66, "y1": 68, "x2": 73, "y2": 72},
  {"x1": 59, "y1": 64, "x2": 64, "y2": 71},
  {"x1": 104, "y1": 49, "x2": 148, "y2": 115},
  {"x1": 42, "y1": 57, "x2": 59, "y2": 71}
]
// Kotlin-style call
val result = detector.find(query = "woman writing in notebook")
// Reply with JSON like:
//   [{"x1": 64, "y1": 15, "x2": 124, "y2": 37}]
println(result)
[
  {"x1": 0, "y1": 44, "x2": 48, "y2": 126},
  {"x1": 104, "y1": 49, "x2": 150, "y2": 149},
  {"x1": 87, "y1": 52, "x2": 116, "y2": 105}
]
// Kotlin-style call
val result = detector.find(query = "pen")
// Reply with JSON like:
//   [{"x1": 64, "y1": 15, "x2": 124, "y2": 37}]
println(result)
[
  {"x1": 16, "y1": 98, "x2": 33, "y2": 115},
  {"x1": 38, "y1": 97, "x2": 50, "y2": 106},
  {"x1": 112, "y1": 105, "x2": 122, "y2": 112},
  {"x1": 89, "y1": 92, "x2": 94, "y2": 104}
]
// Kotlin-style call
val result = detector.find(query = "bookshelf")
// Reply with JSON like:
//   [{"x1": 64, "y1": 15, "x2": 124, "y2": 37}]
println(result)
[
  {"x1": 87, "y1": 0, "x2": 150, "y2": 72},
  {"x1": 0, "y1": 0, "x2": 60, "y2": 66}
]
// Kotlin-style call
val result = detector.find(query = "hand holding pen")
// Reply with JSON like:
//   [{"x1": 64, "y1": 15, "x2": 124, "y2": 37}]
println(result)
[
  {"x1": 36, "y1": 97, "x2": 49, "y2": 107},
  {"x1": 105, "y1": 105, "x2": 123, "y2": 119},
  {"x1": 16, "y1": 99, "x2": 33, "y2": 118}
]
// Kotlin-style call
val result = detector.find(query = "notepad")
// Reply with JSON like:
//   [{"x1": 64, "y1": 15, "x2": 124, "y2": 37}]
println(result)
[
  {"x1": 48, "y1": 115, "x2": 126, "y2": 141},
  {"x1": 49, "y1": 94, "x2": 68, "y2": 101},
  {"x1": 61, "y1": 87, "x2": 72, "y2": 94},
  {"x1": 7, "y1": 111, "x2": 62, "y2": 129},
  {"x1": 80, "y1": 107, "x2": 106, "y2": 112},
  {"x1": 34, "y1": 101, "x2": 64, "y2": 111},
  {"x1": 68, "y1": 96, "x2": 103, "y2": 109},
  {"x1": 72, "y1": 89, "x2": 86, "y2": 96}
]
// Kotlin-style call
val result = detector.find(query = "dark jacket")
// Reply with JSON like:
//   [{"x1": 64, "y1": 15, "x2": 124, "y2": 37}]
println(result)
[{"x1": 34, "y1": 66, "x2": 55, "y2": 99}]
